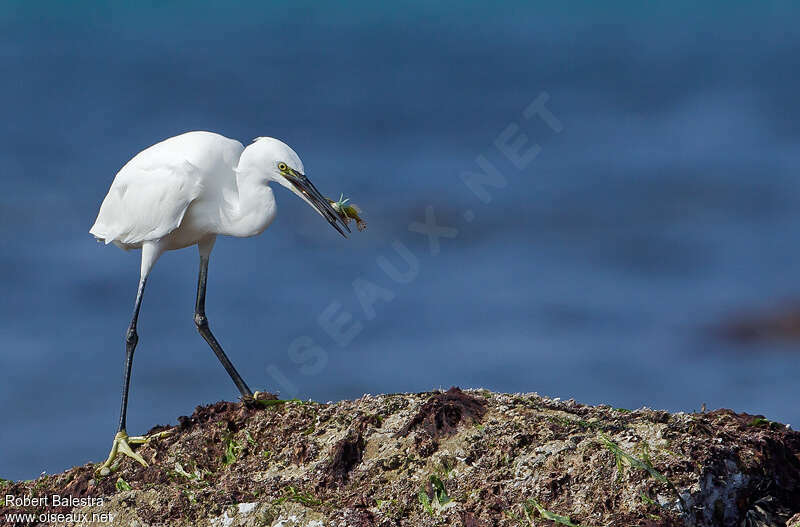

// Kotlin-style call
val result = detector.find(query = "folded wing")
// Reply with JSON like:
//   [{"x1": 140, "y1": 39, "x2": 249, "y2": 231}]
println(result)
[{"x1": 90, "y1": 160, "x2": 202, "y2": 246}]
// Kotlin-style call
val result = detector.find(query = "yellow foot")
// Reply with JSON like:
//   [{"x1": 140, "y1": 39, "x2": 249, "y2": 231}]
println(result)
[
  {"x1": 245, "y1": 391, "x2": 278, "y2": 405},
  {"x1": 96, "y1": 429, "x2": 171, "y2": 476}
]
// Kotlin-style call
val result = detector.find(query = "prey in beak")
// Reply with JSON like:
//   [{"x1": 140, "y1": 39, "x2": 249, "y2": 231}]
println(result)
[{"x1": 282, "y1": 166, "x2": 351, "y2": 237}]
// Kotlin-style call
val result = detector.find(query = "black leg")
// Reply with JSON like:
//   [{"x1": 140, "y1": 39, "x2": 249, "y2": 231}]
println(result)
[
  {"x1": 118, "y1": 278, "x2": 147, "y2": 433},
  {"x1": 194, "y1": 255, "x2": 253, "y2": 398}
]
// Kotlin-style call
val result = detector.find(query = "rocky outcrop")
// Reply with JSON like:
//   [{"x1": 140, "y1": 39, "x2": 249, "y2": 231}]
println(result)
[{"x1": 2, "y1": 388, "x2": 799, "y2": 526}]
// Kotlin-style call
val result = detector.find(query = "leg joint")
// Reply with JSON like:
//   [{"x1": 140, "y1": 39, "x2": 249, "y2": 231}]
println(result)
[
  {"x1": 194, "y1": 312, "x2": 208, "y2": 329},
  {"x1": 125, "y1": 327, "x2": 138, "y2": 346}
]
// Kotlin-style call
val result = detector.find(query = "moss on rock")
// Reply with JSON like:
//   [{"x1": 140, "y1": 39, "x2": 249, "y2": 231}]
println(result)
[{"x1": 2, "y1": 389, "x2": 799, "y2": 526}]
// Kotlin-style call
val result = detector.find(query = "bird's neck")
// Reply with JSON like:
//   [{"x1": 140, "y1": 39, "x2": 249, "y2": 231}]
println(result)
[{"x1": 222, "y1": 170, "x2": 276, "y2": 238}]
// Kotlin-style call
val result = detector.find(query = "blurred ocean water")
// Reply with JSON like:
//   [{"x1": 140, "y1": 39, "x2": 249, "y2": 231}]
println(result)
[{"x1": 1, "y1": 3, "x2": 799, "y2": 479}]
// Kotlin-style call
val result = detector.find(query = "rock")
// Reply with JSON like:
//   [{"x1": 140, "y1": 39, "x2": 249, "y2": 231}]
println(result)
[
  {"x1": 1, "y1": 388, "x2": 799, "y2": 526},
  {"x1": 716, "y1": 303, "x2": 800, "y2": 342}
]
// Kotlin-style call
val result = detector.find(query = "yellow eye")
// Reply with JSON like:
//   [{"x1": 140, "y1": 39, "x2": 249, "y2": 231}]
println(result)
[{"x1": 278, "y1": 162, "x2": 288, "y2": 172}]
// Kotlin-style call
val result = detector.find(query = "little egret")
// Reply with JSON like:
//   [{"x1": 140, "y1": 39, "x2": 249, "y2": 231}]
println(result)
[{"x1": 90, "y1": 131, "x2": 350, "y2": 474}]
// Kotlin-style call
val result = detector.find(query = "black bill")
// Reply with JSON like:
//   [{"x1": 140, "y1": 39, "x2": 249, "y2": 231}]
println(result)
[{"x1": 288, "y1": 170, "x2": 351, "y2": 237}]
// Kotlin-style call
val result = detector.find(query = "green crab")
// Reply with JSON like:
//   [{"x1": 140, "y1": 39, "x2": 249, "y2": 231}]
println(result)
[{"x1": 327, "y1": 193, "x2": 366, "y2": 232}]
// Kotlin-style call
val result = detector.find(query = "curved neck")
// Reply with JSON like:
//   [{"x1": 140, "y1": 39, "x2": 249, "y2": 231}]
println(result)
[{"x1": 220, "y1": 169, "x2": 276, "y2": 238}]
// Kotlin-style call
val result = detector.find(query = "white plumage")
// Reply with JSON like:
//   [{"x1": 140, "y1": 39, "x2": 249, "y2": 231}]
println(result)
[
  {"x1": 91, "y1": 131, "x2": 348, "y2": 475},
  {"x1": 92, "y1": 131, "x2": 275, "y2": 250}
]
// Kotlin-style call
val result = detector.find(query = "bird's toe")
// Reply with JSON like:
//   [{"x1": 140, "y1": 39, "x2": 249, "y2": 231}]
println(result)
[{"x1": 95, "y1": 430, "x2": 152, "y2": 475}]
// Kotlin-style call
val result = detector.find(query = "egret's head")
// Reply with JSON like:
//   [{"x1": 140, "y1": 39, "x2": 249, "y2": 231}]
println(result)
[{"x1": 240, "y1": 137, "x2": 349, "y2": 237}]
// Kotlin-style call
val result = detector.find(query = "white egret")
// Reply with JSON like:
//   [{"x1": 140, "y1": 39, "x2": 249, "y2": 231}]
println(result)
[{"x1": 90, "y1": 131, "x2": 351, "y2": 474}]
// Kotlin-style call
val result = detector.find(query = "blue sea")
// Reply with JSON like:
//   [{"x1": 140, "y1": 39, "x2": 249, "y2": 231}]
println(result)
[{"x1": 1, "y1": 3, "x2": 799, "y2": 480}]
